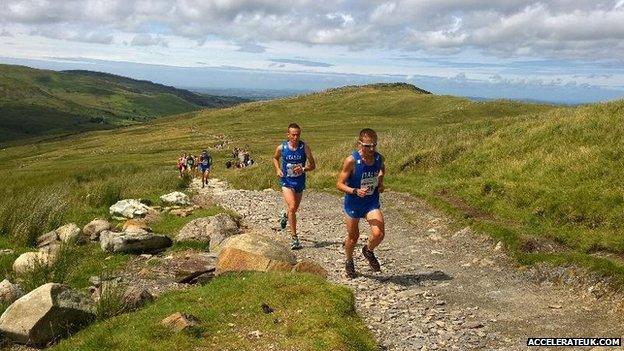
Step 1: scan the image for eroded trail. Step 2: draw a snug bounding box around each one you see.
[196,179,623,351]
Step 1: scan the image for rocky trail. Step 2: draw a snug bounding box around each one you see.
[196,178,624,351]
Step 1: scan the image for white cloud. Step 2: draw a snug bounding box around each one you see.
[1,0,624,60]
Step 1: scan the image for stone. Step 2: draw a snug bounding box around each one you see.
[0,279,23,305]
[170,208,193,217]
[109,199,151,219]
[160,312,200,333]
[122,219,151,233]
[176,214,240,252]
[123,287,153,311]
[83,219,112,241]
[56,223,84,244]
[292,260,328,278]
[13,252,56,275]
[215,232,297,275]
[36,231,59,250]
[160,192,192,206]
[35,223,84,251]
[0,283,95,346]
[100,230,172,254]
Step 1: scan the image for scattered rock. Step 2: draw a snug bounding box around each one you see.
[160,312,200,333]
[177,214,240,252]
[36,223,85,251]
[548,304,563,309]
[0,249,14,255]
[160,192,192,206]
[13,252,56,275]
[123,287,154,311]
[215,232,296,275]
[83,219,112,241]
[100,230,172,254]
[0,283,95,346]
[0,279,23,305]
[56,223,83,244]
[122,219,151,233]
[248,330,262,338]
[109,199,151,219]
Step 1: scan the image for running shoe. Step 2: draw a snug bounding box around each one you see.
[362,245,381,272]
[291,236,302,250]
[279,209,288,230]
[345,260,356,279]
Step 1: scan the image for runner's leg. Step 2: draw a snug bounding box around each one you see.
[344,216,360,261]
[364,209,385,250]
[282,187,300,237]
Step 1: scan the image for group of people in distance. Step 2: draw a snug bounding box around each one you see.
[273,123,385,279]
[175,123,386,279]
[176,150,213,187]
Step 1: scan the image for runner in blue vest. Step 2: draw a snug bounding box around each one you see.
[272,123,316,249]
[336,128,385,278]
[198,150,212,188]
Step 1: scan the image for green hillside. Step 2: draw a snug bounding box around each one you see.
[1,83,623,279]
[0,64,248,144]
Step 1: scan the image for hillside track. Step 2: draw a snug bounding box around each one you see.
[195,179,623,350]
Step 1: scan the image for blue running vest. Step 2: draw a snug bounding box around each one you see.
[345,151,382,204]
[281,140,306,185]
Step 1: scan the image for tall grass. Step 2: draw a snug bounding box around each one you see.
[0,185,68,246]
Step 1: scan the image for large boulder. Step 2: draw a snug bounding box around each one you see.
[109,199,151,219]
[100,230,172,254]
[160,192,191,206]
[0,283,95,346]
[215,233,296,275]
[83,219,112,241]
[177,214,239,251]
[0,280,24,305]
[13,252,56,275]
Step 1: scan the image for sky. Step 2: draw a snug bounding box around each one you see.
[1,0,624,104]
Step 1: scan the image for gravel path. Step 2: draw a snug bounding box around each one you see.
[196,178,624,351]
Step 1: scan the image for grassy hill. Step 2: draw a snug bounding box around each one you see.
[1,83,623,279]
[0,64,248,144]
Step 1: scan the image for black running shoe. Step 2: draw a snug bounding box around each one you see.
[345,260,356,279]
[362,245,381,272]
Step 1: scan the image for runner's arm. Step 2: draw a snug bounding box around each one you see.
[336,156,366,197]
[303,144,316,173]
[378,155,385,193]
[272,144,283,177]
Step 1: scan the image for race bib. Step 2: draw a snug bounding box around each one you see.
[360,175,378,196]
[286,163,303,177]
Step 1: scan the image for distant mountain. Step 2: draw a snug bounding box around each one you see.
[0,65,249,144]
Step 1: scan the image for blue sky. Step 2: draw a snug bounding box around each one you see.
[1,0,624,103]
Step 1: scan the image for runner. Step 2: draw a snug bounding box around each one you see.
[336,128,386,278]
[177,153,187,178]
[198,150,212,188]
[186,154,196,177]
[272,123,316,249]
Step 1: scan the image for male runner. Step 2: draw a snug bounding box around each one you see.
[336,128,385,278]
[198,150,212,188]
[272,123,316,249]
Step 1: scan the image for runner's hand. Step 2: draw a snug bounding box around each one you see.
[355,188,368,197]
[276,169,284,177]
[293,165,304,175]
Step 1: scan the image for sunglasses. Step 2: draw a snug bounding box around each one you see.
[359,141,377,148]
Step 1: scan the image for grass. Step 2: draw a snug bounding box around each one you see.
[51,272,378,351]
